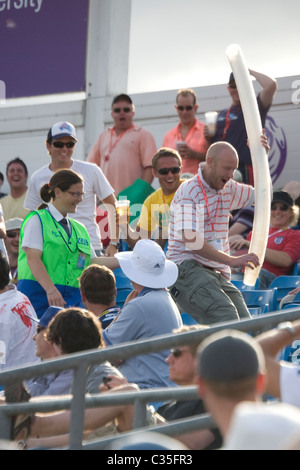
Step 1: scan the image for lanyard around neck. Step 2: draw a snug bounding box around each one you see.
[197,174,220,232]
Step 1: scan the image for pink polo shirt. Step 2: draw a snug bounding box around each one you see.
[162,118,208,175]
[87,124,156,195]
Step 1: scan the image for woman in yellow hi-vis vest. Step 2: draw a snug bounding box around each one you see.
[18,169,118,318]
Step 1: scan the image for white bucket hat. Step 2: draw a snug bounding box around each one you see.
[114,239,178,289]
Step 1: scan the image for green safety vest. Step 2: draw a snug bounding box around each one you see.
[18,209,91,288]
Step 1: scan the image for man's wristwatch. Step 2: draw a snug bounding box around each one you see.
[17,439,27,450]
[277,321,296,336]
[109,241,121,250]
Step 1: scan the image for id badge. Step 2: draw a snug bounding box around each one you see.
[208,238,222,251]
[77,252,86,269]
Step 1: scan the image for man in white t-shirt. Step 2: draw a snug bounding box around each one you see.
[0,251,38,372]
[24,121,119,256]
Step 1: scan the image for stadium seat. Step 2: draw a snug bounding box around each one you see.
[241,288,278,313]
[269,276,300,309]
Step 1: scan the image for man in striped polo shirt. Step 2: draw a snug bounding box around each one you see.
[167,139,267,325]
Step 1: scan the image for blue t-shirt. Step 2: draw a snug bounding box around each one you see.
[103,288,183,389]
[214,95,269,169]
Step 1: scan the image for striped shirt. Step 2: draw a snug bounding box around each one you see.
[167,162,255,278]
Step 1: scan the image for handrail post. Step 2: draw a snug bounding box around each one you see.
[68,363,89,450]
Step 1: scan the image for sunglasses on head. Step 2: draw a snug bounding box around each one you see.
[52,141,76,149]
[177,105,194,111]
[157,167,181,176]
[112,107,132,113]
[171,348,191,358]
[6,231,19,239]
[271,203,289,211]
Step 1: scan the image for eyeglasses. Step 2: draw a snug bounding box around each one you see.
[271,203,289,212]
[157,167,181,176]
[112,107,132,113]
[171,348,190,358]
[6,231,20,239]
[177,105,194,111]
[52,141,76,149]
[67,190,85,198]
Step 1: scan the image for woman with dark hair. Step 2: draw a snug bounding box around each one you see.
[18,169,117,318]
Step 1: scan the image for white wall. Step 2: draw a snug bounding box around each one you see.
[0,74,299,194]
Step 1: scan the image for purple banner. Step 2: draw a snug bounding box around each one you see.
[0,0,89,98]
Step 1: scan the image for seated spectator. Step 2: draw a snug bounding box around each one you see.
[0,251,38,372]
[79,264,120,329]
[156,325,222,450]
[122,148,183,250]
[0,158,30,220]
[103,239,182,389]
[229,205,254,239]
[196,328,300,450]
[4,218,23,283]
[230,191,300,288]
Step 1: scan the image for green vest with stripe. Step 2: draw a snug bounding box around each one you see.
[18,209,91,287]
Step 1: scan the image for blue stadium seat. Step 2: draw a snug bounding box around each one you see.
[241,288,278,313]
[269,276,300,309]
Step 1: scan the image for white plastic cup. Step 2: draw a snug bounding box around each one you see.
[116,199,130,223]
[176,140,185,152]
[205,111,218,136]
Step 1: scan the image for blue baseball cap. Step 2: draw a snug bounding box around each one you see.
[39,306,63,328]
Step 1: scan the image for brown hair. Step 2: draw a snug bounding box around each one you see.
[152,147,182,171]
[39,169,83,208]
[79,264,116,305]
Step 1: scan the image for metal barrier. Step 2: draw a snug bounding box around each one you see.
[1,307,300,449]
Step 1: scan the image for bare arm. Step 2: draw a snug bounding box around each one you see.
[101,193,119,257]
[256,320,300,399]
[142,166,154,185]
[182,230,260,270]
[249,69,277,109]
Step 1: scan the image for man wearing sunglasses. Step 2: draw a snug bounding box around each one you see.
[24,121,119,257]
[87,93,156,196]
[162,89,207,175]
[206,69,277,185]
[120,148,183,250]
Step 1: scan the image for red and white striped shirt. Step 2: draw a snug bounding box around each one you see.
[167,163,254,278]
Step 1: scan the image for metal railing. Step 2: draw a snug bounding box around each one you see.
[1,307,300,449]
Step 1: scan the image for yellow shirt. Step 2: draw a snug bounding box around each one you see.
[138,183,183,237]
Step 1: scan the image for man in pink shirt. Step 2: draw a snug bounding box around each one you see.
[162,89,208,175]
[87,94,156,196]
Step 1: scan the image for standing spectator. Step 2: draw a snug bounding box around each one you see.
[121,147,183,250]
[87,94,156,196]
[167,140,263,325]
[207,70,277,184]
[4,218,23,283]
[230,191,300,288]
[79,264,120,329]
[1,158,30,220]
[0,203,7,261]
[0,171,6,198]
[0,251,38,372]
[18,169,119,318]
[162,89,207,175]
[24,121,119,256]
[103,239,182,389]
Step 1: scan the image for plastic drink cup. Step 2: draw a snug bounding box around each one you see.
[205,112,218,136]
[116,199,130,223]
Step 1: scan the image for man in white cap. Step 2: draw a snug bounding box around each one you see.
[24,121,119,256]
[4,218,23,283]
[103,239,182,390]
